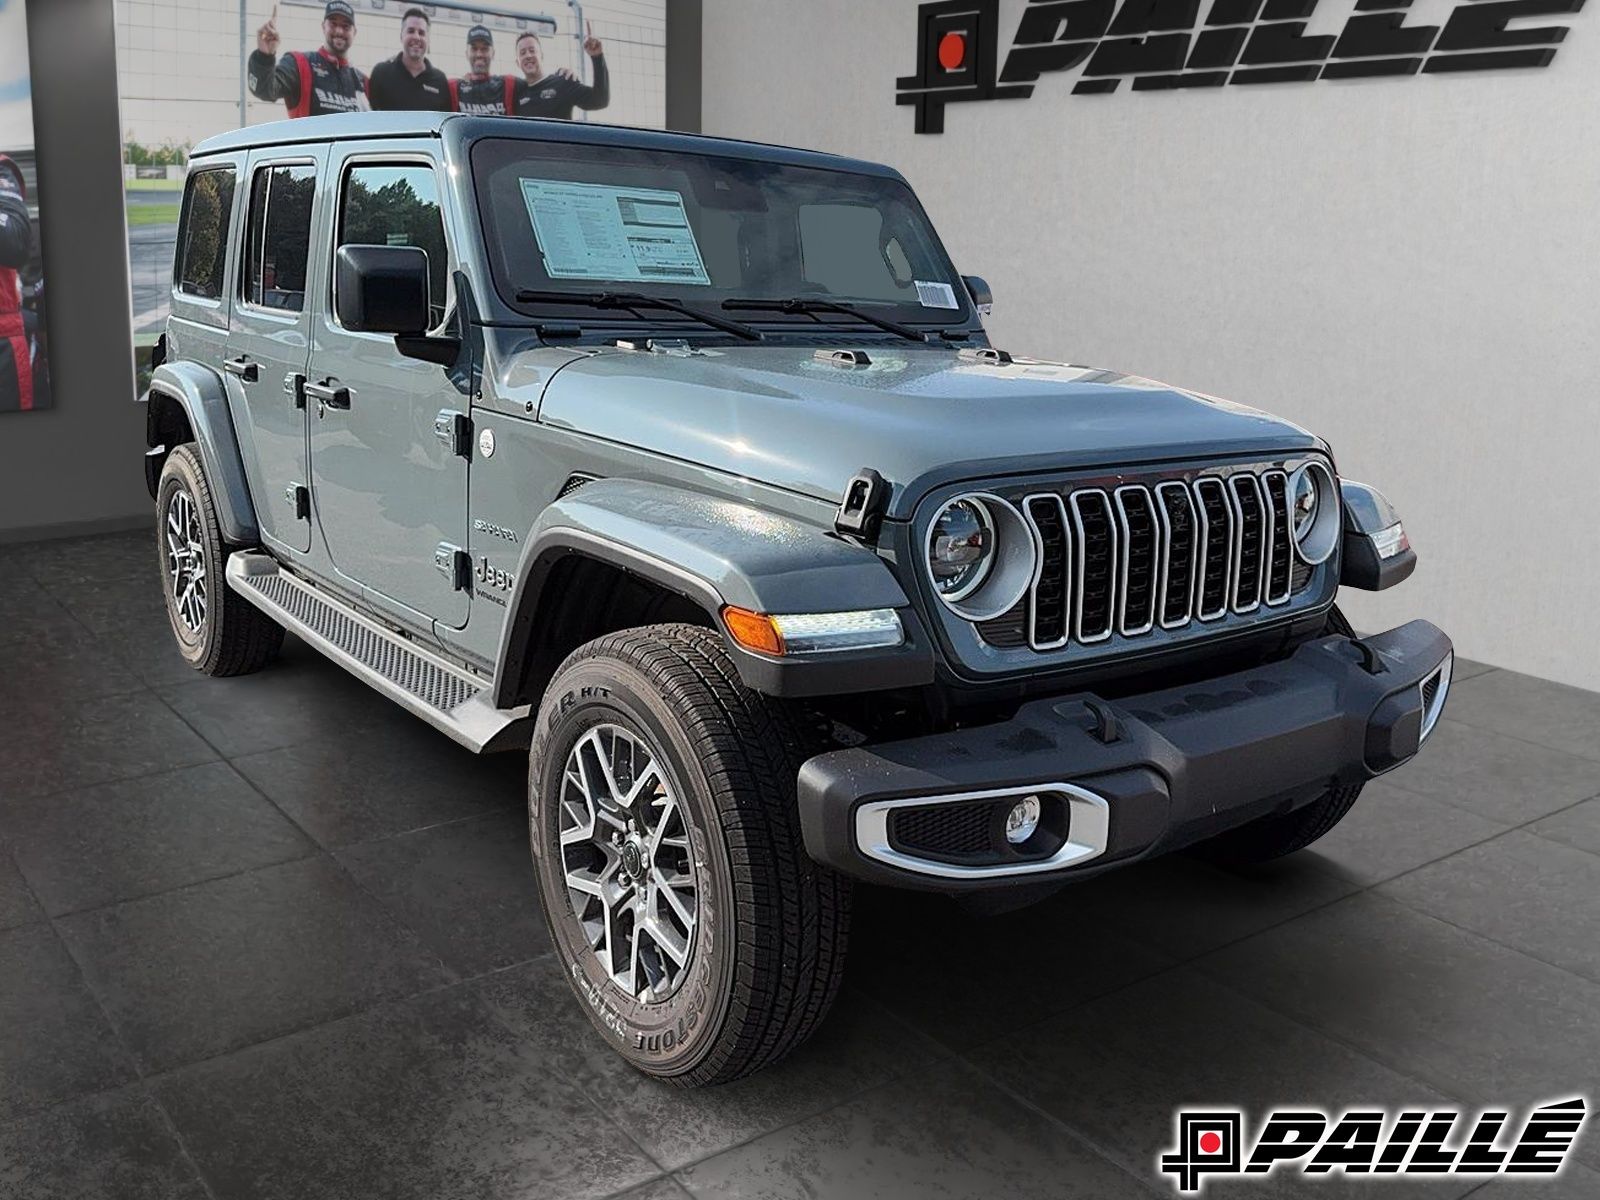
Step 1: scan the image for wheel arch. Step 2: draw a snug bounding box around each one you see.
[145,361,258,545]
[491,478,930,709]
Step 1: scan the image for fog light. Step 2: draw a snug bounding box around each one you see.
[1005,796,1042,844]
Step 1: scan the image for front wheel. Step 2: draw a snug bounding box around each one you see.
[528,624,850,1086]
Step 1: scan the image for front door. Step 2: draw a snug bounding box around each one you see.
[307,148,470,628]
[225,151,326,555]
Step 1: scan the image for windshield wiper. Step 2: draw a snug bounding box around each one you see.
[513,289,763,342]
[722,296,930,344]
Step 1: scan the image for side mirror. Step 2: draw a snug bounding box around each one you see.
[335,244,431,335]
[962,274,993,316]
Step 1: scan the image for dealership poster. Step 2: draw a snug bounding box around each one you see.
[118,0,666,346]
[0,0,50,413]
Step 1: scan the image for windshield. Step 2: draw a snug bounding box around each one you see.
[471,138,973,330]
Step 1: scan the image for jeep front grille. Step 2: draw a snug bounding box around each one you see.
[979,463,1325,654]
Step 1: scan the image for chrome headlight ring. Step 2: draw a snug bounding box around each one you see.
[1288,460,1340,566]
[926,492,1039,623]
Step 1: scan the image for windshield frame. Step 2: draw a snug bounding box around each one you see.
[468,134,980,337]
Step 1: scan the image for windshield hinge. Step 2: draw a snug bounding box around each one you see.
[537,322,584,340]
[815,349,872,368]
[434,409,472,458]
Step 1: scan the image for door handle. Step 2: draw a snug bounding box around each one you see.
[223,356,259,383]
[304,379,351,410]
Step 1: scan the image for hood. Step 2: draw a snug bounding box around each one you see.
[532,343,1319,518]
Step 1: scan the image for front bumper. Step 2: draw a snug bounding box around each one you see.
[797,620,1453,891]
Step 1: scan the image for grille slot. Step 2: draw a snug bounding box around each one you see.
[1070,490,1117,644]
[1114,486,1158,636]
[1262,470,1292,606]
[1194,478,1233,621]
[1228,473,1267,613]
[892,804,994,858]
[1156,482,1197,629]
[1024,494,1071,649]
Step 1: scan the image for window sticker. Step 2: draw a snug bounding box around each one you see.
[914,280,959,309]
[518,179,711,286]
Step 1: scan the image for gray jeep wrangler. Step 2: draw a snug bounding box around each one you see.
[143,112,1451,1085]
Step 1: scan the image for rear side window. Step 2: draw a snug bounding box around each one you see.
[175,167,235,300]
[337,162,450,327]
[242,163,316,313]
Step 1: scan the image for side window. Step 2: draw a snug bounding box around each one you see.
[338,163,450,328]
[242,163,316,313]
[175,167,235,300]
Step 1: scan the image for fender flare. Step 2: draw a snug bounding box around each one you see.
[492,478,933,704]
[147,361,259,545]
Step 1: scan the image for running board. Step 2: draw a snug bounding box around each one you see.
[226,552,530,753]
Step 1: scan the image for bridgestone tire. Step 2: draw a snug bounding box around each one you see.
[156,444,284,677]
[1198,605,1364,864]
[528,624,850,1086]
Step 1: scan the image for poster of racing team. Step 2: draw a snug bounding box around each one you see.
[118,0,666,350]
[0,0,49,414]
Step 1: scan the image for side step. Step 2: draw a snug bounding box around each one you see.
[226,552,531,753]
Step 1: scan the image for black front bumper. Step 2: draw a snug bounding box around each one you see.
[797,620,1453,892]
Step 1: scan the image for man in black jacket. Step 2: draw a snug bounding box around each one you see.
[367,7,451,112]
[514,23,610,120]
[0,157,36,412]
[451,25,518,116]
[247,1,369,118]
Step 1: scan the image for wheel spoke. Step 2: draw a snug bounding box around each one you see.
[657,874,696,927]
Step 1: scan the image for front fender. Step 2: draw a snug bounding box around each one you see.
[148,361,258,544]
[493,478,935,703]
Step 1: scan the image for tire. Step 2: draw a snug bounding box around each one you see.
[156,444,284,677]
[528,623,850,1086]
[1197,604,1363,864]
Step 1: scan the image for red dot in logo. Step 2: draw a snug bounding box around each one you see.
[1199,1132,1223,1155]
[937,32,967,71]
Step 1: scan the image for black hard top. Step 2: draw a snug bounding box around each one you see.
[188,112,900,179]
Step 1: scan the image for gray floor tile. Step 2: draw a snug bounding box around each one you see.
[977,967,1474,1200]
[1441,670,1600,764]
[1197,893,1600,1171]
[233,722,524,848]
[843,881,1175,1052]
[0,691,217,801]
[476,956,943,1171]
[0,1085,210,1200]
[1058,851,1359,961]
[1382,719,1600,825]
[152,984,660,1200]
[13,530,157,588]
[1301,780,1509,887]
[56,856,452,1073]
[0,620,144,706]
[3,761,316,916]
[155,644,398,758]
[612,1181,694,1200]
[0,925,136,1122]
[674,1058,1151,1199]
[1530,798,1600,858]
[1379,830,1600,984]
[335,809,549,978]
[0,590,80,648]
[1450,658,1497,682]
[0,851,44,930]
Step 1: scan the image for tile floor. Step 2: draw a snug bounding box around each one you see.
[1,531,1596,1199]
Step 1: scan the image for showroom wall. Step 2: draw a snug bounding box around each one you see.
[700,0,1600,691]
[0,0,146,544]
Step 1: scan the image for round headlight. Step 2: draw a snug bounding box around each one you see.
[929,498,994,602]
[1288,461,1339,566]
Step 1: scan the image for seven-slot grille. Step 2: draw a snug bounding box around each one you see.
[993,466,1312,653]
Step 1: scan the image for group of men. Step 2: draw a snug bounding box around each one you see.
[246,1,609,121]
[0,154,44,413]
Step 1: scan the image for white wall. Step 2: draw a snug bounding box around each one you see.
[702,0,1600,691]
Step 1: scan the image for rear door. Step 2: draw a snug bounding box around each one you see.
[306,146,469,627]
[224,149,327,555]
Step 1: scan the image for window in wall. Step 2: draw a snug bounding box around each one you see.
[337,163,450,329]
[242,163,315,313]
[175,167,235,300]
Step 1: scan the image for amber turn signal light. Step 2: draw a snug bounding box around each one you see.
[721,606,785,656]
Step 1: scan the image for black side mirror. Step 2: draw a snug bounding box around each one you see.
[962,275,993,315]
[335,244,431,335]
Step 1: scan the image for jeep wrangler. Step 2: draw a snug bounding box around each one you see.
[142,113,1451,1085]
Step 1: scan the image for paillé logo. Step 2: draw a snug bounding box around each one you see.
[1159,1098,1589,1193]
[897,0,1587,133]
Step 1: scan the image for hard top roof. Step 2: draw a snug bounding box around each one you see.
[188,113,900,179]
